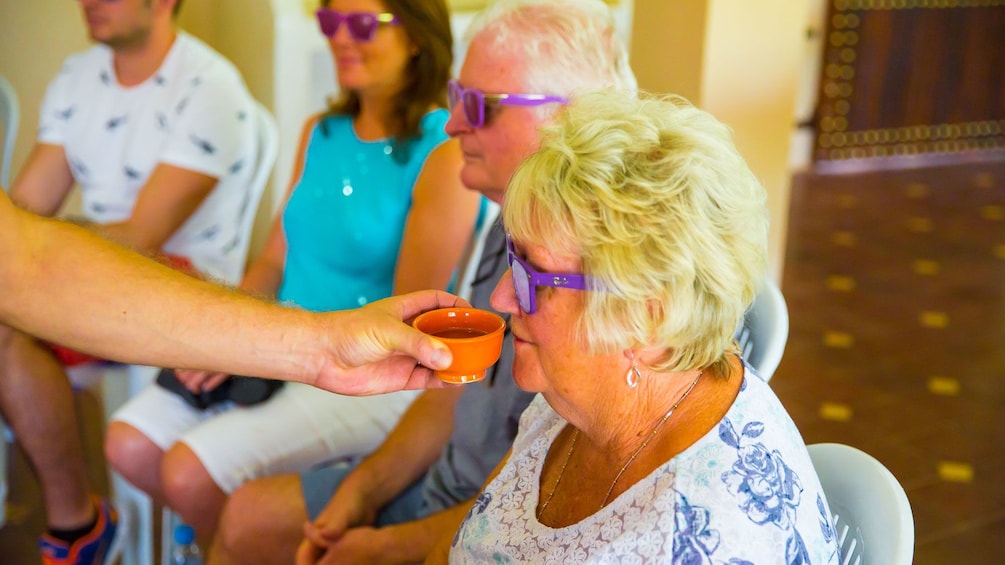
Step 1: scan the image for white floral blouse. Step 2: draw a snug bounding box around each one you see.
[449,368,842,564]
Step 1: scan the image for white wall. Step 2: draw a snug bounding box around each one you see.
[631,0,809,282]
[0,0,92,196]
[268,0,337,219]
[789,0,829,172]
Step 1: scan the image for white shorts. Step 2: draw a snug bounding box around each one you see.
[111,381,420,493]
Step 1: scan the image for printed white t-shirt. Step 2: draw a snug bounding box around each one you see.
[38,32,258,283]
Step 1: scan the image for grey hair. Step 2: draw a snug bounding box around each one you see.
[465,0,637,116]
[503,90,769,375]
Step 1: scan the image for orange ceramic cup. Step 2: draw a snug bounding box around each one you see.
[412,307,506,384]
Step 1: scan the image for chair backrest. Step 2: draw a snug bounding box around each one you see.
[231,100,279,271]
[808,443,915,565]
[0,73,20,190]
[736,278,789,381]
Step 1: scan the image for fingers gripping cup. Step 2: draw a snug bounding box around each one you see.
[412,308,506,384]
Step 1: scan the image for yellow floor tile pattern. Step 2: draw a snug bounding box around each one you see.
[912,259,941,275]
[980,205,1003,220]
[823,331,854,348]
[927,377,961,396]
[919,311,949,328]
[773,160,1005,564]
[937,462,974,484]
[825,275,856,291]
[819,402,853,422]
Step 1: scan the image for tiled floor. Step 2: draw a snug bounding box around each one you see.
[772,157,1005,564]
[0,157,1002,563]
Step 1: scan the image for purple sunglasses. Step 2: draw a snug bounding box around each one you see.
[506,235,589,314]
[448,80,568,129]
[315,9,399,42]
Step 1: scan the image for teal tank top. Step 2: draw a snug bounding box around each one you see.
[278,110,450,312]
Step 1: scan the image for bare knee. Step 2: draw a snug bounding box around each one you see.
[215,481,263,559]
[105,421,166,497]
[213,475,308,564]
[105,421,161,470]
[162,443,217,502]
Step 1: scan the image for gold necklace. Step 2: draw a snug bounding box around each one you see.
[601,370,703,509]
[539,428,578,514]
[539,369,704,517]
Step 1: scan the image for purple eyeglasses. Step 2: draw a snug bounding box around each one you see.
[506,235,589,314]
[315,9,400,42]
[448,80,568,129]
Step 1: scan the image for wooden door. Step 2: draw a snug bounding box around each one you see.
[813,0,1004,164]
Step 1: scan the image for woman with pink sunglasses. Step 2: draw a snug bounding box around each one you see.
[105,0,481,541]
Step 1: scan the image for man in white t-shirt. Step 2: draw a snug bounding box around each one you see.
[0,1,258,563]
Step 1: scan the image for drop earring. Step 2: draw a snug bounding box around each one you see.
[625,352,641,388]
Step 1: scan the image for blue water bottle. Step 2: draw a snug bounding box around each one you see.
[171,523,203,565]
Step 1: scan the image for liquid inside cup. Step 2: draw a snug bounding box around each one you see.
[431,327,489,339]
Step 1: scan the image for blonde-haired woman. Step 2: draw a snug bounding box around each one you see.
[445,90,840,563]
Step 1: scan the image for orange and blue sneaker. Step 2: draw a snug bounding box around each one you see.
[39,497,118,565]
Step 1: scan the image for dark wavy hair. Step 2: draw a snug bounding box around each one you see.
[320,0,453,160]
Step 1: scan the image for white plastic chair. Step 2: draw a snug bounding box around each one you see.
[736,278,789,381]
[808,443,915,565]
[226,99,281,279]
[104,364,160,565]
[109,99,279,565]
[0,72,18,189]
